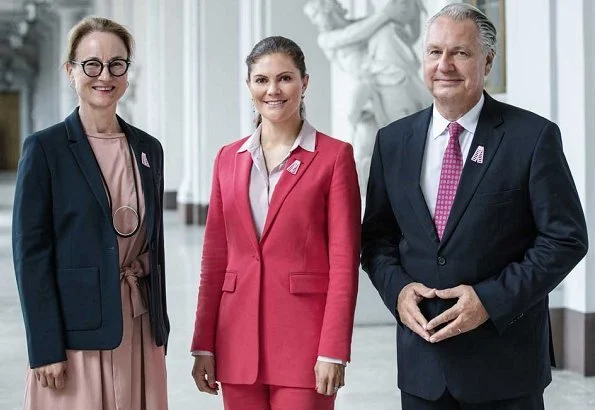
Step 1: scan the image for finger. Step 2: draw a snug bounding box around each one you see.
[54,372,66,390]
[39,373,48,388]
[197,376,214,394]
[426,306,460,331]
[200,374,218,395]
[325,376,336,396]
[34,371,40,382]
[429,321,463,343]
[407,306,432,340]
[193,368,208,392]
[414,285,437,299]
[206,368,217,389]
[316,378,328,395]
[46,373,56,389]
[435,286,463,300]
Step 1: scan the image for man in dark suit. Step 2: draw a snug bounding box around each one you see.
[361,3,588,409]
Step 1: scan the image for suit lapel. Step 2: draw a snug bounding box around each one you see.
[260,147,318,242]
[119,116,156,242]
[439,94,505,247]
[403,108,441,245]
[234,150,260,252]
[66,109,111,219]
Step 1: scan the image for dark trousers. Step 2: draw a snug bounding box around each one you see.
[401,389,544,410]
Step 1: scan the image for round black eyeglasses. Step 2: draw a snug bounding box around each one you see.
[70,58,130,77]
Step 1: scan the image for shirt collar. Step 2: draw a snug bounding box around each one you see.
[430,93,485,139]
[238,119,317,153]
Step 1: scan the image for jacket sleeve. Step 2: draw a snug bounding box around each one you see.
[361,131,414,323]
[473,121,588,333]
[191,148,228,353]
[156,141,170,347]
[317,143,361,362]
[12,135,66,368]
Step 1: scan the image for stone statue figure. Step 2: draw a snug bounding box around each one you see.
[305,0,431,202]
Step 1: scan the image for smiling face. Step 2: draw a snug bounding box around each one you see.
[66,31,129,113]
[423,16,494,118]
[247,52,308,127]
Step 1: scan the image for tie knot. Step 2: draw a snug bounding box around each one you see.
[448,122,464,140]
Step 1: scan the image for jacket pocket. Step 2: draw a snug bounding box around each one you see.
[289,272,329,294]
[473,188,521,206]
[56,267,102,331]
[222,271,237,292]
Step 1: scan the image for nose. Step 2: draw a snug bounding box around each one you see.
[437,54,454,72]
[267,80,281,95]
[98,64,113,81]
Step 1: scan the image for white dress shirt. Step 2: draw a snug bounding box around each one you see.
[194,120,345,366]
[421,94,485,216]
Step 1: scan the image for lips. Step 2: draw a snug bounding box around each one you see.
[92,86,115,92]
[264,100,287,107]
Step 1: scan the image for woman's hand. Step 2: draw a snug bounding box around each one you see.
[314,361,345,396]
[33,361,67,389]
[191,355,219,395]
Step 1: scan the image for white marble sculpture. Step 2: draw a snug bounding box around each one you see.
[305,0,432,203]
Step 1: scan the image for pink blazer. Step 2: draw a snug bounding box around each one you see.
[191,131,361,388]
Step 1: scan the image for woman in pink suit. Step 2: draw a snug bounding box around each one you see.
[190,36,361,410]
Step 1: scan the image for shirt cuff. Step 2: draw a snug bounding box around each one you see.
[191,350,214,357]
[317,355,346,366]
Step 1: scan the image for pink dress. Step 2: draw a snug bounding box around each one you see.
[23,132,168,410]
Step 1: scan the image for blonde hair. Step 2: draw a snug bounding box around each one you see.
[64,16,134,64]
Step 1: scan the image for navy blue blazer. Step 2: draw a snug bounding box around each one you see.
[13,108,169,369]
[361,93,588,402]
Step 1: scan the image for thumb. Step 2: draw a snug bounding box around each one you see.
[207,368,216,388]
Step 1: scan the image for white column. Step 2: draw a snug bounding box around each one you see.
[555,0,588,314]
[177,0,203,222]
[56,6,88,119]
[238,0,265,136]
[159,0,185,198]
[583,0,595,315]
[145,0,164,141]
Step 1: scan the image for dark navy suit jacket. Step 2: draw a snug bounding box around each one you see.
[13,108,169,368]
[361,93,588,402]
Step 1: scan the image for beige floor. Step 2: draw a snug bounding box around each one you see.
[0,173,594,409]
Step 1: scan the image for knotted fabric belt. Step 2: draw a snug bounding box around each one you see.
[120,257,149,318]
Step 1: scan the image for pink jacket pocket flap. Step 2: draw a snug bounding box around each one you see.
[289,273,329,294]
[222,272,237,292]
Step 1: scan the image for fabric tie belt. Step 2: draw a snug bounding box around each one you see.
[120,259,148,318]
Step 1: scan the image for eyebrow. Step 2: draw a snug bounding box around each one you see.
[78,55,128,61]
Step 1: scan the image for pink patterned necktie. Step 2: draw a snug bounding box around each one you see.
[434,122,464,240]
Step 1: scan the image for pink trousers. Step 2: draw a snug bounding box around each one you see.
[222,382,335,410]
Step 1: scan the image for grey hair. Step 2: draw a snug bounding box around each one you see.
[426,3,497,56]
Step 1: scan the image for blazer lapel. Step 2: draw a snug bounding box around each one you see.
[260,147,318,242]
[234,150,260,252]
[118,116,157,242]
[403,108,440,245]
[439,94,505,247]
[66,109,111,219]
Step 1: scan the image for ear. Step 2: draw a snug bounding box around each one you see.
[484,51,495,76]
[302,74,310,94]
[65,62,75,81]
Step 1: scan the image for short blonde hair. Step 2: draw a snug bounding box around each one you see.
[64,16,134,64]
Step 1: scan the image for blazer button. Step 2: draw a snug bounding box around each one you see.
[437,256,447,266]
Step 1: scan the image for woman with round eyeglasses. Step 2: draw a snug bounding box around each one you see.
[13,16,168,410]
